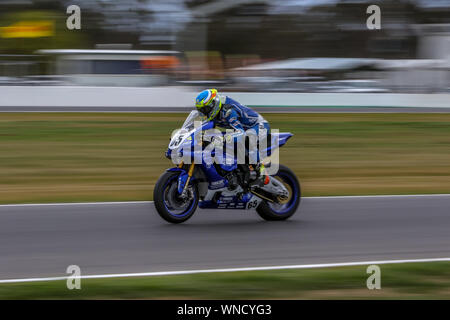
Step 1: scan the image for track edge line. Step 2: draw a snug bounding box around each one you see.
[1,257,450,284]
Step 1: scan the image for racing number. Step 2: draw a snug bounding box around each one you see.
[247,199,258,209]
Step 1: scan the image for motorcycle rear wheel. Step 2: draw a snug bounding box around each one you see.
[256,164,301,221]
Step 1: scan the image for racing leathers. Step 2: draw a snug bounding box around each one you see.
[213,96,270,164]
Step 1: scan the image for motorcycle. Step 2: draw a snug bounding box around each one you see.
[153,110,301,223]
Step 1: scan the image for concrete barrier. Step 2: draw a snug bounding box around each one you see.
[0,86,449,109]
[0,86,196,107]
[233,92,450,109]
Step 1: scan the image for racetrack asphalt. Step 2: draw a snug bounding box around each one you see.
[0,195,449,280]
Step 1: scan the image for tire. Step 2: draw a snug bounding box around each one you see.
[256,164,301,221]
[153,170,199,224]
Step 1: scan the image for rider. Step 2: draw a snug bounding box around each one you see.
[195,89,270,179]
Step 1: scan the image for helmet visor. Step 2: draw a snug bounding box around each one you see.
[198,98,217,117]
[198,104,212,117]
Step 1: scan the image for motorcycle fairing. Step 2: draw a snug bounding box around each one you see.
[167,167,192,194]
[198,192,262,210]
[164,111,293,209]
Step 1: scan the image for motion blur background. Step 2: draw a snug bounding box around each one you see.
[0,0,448,92]
[0,0,450,203]
[1,1,450,300]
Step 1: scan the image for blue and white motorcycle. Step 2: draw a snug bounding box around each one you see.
[153,110,301,223]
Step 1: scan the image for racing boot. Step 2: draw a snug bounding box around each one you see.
[258,163,270,185]
[249,163,269,189]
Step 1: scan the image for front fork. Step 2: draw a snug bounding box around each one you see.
[176,162,195,198]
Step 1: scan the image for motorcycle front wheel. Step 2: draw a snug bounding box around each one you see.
[256,164,301,221]
[153,170,199,224]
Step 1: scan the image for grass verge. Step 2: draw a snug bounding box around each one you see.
[0,112,449,203]
[1,262,449,299]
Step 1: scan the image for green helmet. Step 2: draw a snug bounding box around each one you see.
[195,89,222,121]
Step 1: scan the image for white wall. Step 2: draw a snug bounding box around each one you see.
[0,86,449,108]
[0,86,196,107]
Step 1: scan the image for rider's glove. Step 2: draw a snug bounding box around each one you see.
[212,135,223,147]
[224,129,245,145]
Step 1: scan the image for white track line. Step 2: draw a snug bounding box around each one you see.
[1,257,450,284]
[1,194,450,208]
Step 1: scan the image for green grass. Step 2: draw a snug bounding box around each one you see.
[1,262,450,299]
[0,112,450,203]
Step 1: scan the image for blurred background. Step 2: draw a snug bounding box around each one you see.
[0,0,448,92]
[1,1,450,300]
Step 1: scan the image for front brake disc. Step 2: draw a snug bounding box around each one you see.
[274,177,292,204]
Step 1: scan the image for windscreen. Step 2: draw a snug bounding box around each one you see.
[181,110,205,131]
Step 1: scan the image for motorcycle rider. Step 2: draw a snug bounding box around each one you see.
[195,89,270,182]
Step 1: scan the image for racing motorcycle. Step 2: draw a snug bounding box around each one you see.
[153,110,301,223]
